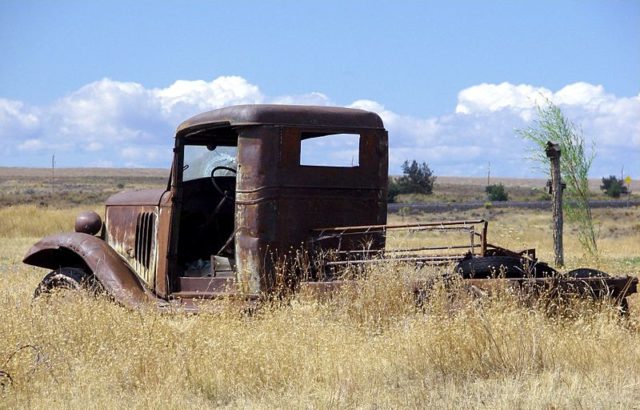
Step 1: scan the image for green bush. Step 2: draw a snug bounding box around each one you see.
[600,175,628,198]
[397,160,436,195]
[485,183,508,201]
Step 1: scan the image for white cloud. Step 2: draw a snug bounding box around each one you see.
[86,142,103,152]
[455,82,552,115]
[0,98,39,132]
[378,81,640,177]
[155,76,264,121]
[271,92,331,106]
[18,139,47,151]
[1,76,264,167]
[349,99,441,147]
[554,82,607,108]
[1,77,638,177]
[120,145,169,163]
[0,99,41,156]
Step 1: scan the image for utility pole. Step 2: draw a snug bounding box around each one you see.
[51,154,55,197]
[487,161,491,186]
[545,142,564,267]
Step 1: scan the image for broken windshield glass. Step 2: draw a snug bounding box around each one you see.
[183,145,237,182]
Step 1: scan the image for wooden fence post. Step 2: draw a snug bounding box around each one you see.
[545,141,564,267]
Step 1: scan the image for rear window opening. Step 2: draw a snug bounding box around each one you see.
[300,133,360,167]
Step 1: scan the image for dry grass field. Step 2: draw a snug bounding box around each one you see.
[1,169,639,408]
[0,167,167,207]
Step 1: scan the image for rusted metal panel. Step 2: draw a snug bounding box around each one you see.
[105,204,158,287]
[153,191,173,298]
[172,277,236,298]
[232,124,388,293]
[103,188,168,289]
[23,233,163,308]
[106,188,166,206]
[234,126,279,294]
[177,104,384,136]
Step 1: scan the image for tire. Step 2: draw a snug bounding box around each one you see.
[565,268,630,315]
[33,267,103,298]
[531,261,558,277]
[566,268,609,278]
[454,256,525,278]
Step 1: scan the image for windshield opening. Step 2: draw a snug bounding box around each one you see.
[182,145,238,182]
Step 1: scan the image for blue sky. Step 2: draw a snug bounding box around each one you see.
[1,0,639,177]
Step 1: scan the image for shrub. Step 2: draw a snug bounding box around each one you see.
[485,183,508,201]
[397,160,436,195]
[600,175,628,198]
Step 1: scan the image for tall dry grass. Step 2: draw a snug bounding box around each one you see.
[0,205,102,238]
[1,204,639,408]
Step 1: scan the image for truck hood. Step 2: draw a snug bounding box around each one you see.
[106,189,167,207]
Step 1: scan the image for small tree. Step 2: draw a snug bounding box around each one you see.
[600,175,628,198]
[398,160,436,195]
[518,100,598,256]
[485,183,508,201]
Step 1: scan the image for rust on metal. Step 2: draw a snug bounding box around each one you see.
[23,232,164,308]
[74,211,102,235]
[21,104,638,311]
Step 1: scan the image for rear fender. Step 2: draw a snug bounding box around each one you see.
[23,232,163,308]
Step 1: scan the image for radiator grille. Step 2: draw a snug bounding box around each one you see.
[134,212,156,285]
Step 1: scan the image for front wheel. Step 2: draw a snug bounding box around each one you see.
[34,267,103,298]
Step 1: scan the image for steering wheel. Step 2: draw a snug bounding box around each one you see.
[210,166,237,198]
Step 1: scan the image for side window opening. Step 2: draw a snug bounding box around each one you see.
[300,132,360,167]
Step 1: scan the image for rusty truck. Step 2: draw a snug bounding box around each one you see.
[23,104,638,310]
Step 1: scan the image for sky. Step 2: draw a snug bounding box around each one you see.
[1,0,639,177]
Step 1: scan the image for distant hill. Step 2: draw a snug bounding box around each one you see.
[4,168,636,190]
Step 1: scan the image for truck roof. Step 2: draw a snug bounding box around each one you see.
[176,104,384,137]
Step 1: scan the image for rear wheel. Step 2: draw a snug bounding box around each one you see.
[566,268,630,315]
[34,267,103,298]
[455,256,559,278]
[454,256,525,278]
[566,268,609,278]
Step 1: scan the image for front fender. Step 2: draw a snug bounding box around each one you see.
[23,232,164,308]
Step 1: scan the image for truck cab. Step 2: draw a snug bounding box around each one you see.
[25,105,388,306]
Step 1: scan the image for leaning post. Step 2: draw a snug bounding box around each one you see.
[545,141,564,267]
